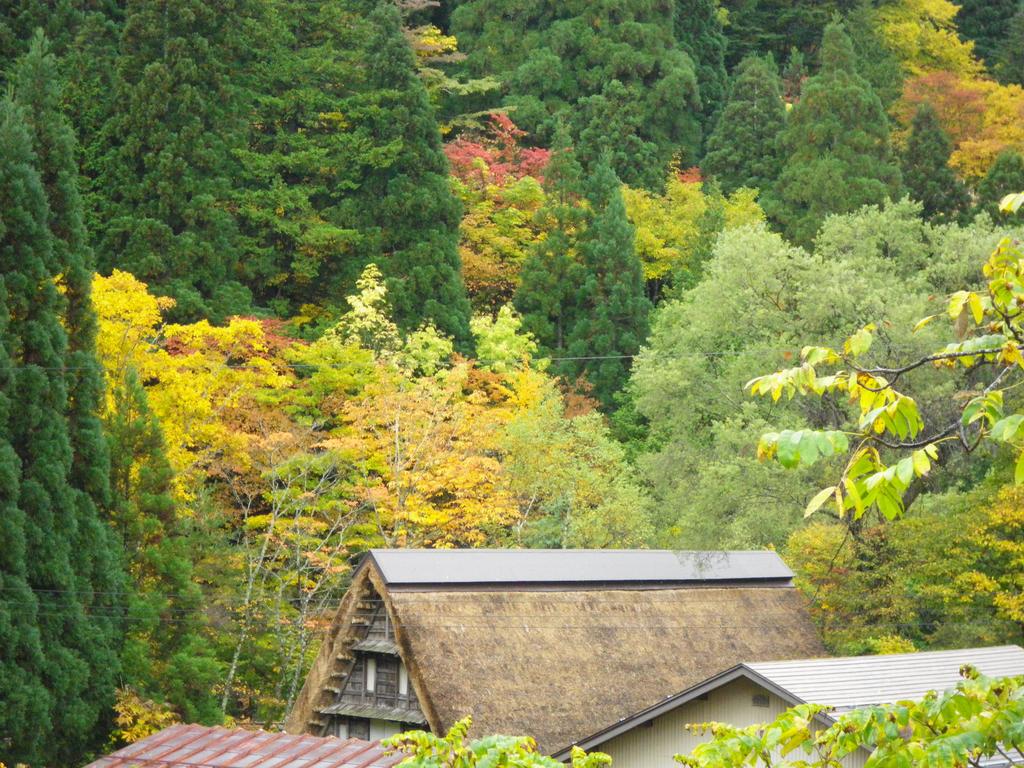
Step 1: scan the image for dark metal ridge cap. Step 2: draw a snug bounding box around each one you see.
[550,664,838,761]
[384,578,795,592]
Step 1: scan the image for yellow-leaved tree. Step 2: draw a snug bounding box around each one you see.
[93,270,291,503]
[875,0,982,77]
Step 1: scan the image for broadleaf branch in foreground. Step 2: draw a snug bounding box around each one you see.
[747,235,1024,521]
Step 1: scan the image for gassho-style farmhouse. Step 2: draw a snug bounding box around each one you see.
[83,548,1024,768]
[283,548,1024,767]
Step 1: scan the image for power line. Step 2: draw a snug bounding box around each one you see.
[0,340,947,372]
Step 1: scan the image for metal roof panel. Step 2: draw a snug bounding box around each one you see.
[748,645,1024,710]
[85,725,406,768]
[366,549,793,586]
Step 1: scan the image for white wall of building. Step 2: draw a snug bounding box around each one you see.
[594,678,866,768]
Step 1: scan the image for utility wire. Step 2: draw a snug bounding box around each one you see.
[0,339,947,371]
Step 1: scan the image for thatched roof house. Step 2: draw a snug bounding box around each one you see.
[285,549,825,755]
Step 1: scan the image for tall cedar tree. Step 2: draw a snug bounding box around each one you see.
[236,0,374,312]
[452,0,701,189]
[9,36,126,765]
[768,21,902,247]
[975,150,1024,219]
[720,0,858,66]
[675,0,730,131]
[0,95,51,768]
[0,71,122,768]
[107,368,221,722]
[701,54,786,195]
[565,159,650,407]
[515,128,586,357]
[95,0,251,321]
[900,103,969,223]
[346,1,471,344]
[956,0,1021,67]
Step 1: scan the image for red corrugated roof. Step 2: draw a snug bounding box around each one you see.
[86,724,408,768]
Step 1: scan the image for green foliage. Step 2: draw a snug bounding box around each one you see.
[701,55,786,195]
[844,1,905,109]
[675,0,729,130]
[452,0,702,187]
[676,668,1024,768]
[471,305,540,373]
[0,0,95,70]
[94,0,254,322]
[107,369,221,723]
[234,0,371,313]
[565,159,650,407]
[976,150,1024,220]
[630,202,1011,548]
[956,0,1021,67]
[768,21,903,247]
[354,2,472,344]
[748,217,1024,524]
[995,11,1024,86]
[515,132,587,358]
[0,75,125,766]
[239,0,471,340]
[503,388,655,549]
[386,717,611,768]
[720,0,857,66]
[0,90,52,768]
[901,103,970,223]
[787,482,1024,656]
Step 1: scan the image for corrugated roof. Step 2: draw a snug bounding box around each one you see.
[86,724,406,768]
[366,549,793,587]
[749,645,1024,711]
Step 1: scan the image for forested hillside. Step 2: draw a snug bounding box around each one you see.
[1,0,1024,764]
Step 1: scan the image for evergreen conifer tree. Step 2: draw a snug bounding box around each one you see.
[0,92,123,765]
[701,55,786,195]
[781,47,807,102]
[901,103,969,223]
[768,21,902,246]
[845,1,904,109]
[995,11,1024,86]
[7,36,126,765]
[956,0,1021,67]
[515,129,586,356]
[0,93,52,768]
[565,158,650,407]
[0,1,88,71]
[107,369,221,723]
[453,0,702,188]
[235,0,368,314]
[721,0,852,66]
[347,2,471,344]
[675,0,730,131]
[975,150,1024,219]
[95,0,252,321]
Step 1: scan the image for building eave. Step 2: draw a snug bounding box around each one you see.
[551,665,837,761]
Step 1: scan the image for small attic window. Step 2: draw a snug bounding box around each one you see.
[752,694,770,708]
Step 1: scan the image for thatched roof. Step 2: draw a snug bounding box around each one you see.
[286,550,826,755]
